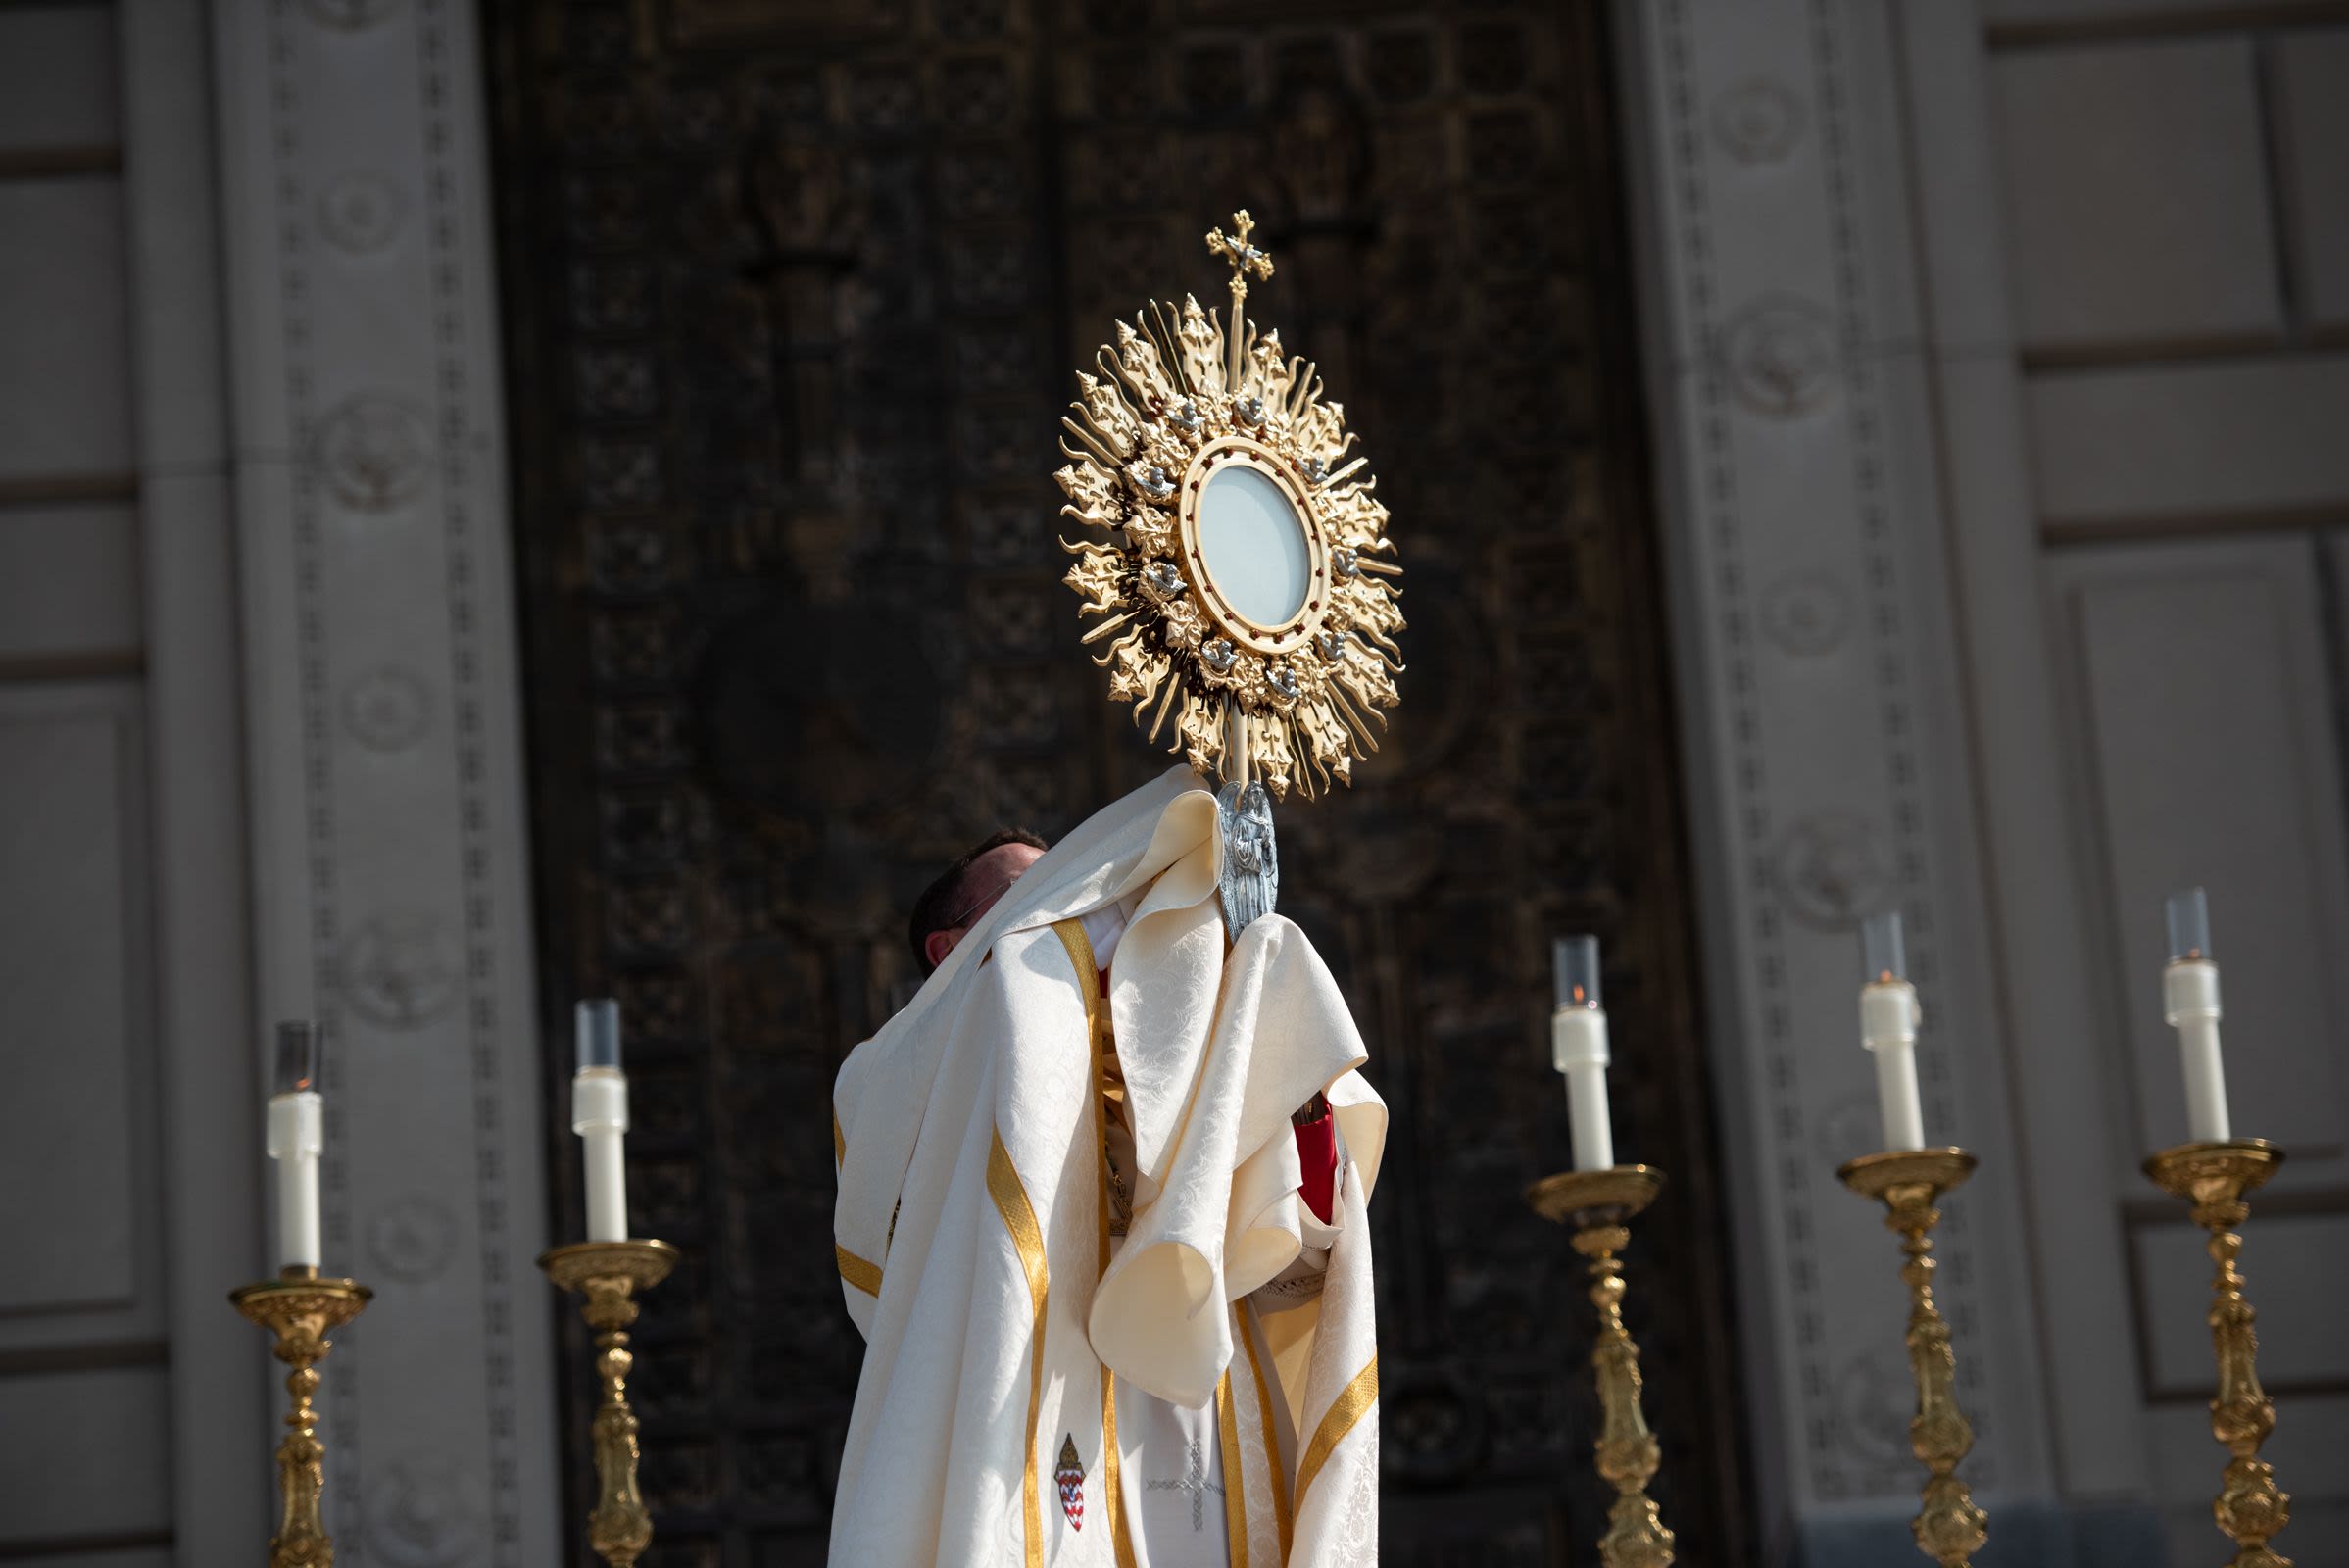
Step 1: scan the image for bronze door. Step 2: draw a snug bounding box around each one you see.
[487,1,1749,1560]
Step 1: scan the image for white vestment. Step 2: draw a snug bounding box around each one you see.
[831,767,1385,1566]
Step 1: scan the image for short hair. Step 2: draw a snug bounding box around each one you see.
[908,828,1049,975]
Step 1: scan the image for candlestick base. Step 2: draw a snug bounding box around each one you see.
[1836,1149,1988,1568]
[1527,1164,1662,1228]
[229,1270,373,1568]
[1528,1165,1675,1568]
[2144,1139,2292,1568]
[539,1240,679,1568]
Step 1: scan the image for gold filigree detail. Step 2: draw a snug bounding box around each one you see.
[1076,372,1142,458]
[1178,295,1227,400]
[1838,1150,1990,1567]
[540,1240,681,1568]
[2147,1140,2293,1568]
[231,1272,373,1568]
[1207,209,1275,293]
[1529,1166,1676,1567]
[1053,212,1404,797]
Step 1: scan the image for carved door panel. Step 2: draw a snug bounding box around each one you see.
[487,1,1750,1561]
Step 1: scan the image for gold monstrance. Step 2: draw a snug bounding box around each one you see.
[1056,210,1404,799]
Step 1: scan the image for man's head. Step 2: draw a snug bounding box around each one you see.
[908,828,1049,975]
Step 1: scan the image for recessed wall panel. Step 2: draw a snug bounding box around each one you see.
[0,178,132,480]
[0,6,119,153]
[1993,39,2280,354]
[0,504,140,664]
[0,1365,170,1545]
[0,692,143,1313]
[2059,538,2349,1162]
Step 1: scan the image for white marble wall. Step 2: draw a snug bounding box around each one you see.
[0,2,559,1557]
[1609,6,2062,1556]
[204,0,561,1562]
[1975,3,2349,1559]
[0,4,255,1561]
[1617,1,2349,1563]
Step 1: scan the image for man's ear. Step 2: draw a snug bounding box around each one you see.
[923,927,960,972]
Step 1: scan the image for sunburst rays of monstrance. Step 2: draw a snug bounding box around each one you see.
[1056,210,1404,799]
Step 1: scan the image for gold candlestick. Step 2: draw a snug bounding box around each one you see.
[540,1239,679,1568]
[229,1267,373,1568]
[2145,1139,2292,1568]
[1837,1148,1989,1567]
[1527,1164,1676,1568]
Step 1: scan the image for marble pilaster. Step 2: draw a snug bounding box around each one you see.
[209,1,558,1560]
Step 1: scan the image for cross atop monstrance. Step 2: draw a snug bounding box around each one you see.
[1205,210,1275,388]
[1205,209,1275,300]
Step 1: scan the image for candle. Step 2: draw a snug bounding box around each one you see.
[574,999,629,1242]
[266,1020,324,1271]
[1858,912,1927,1152]
[1550,935,1615,1171]
[2163,887,2229,1143]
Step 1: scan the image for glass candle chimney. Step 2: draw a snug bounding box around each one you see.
[2166,887,2213,963]
[1862,910,1908,986]
[272,1020,322,1096]
[1552,935,1601,1011]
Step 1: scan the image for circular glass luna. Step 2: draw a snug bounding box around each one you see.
[1195,465,1312,627]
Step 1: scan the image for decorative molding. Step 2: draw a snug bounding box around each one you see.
[341,666,433,752]
[1770,811,1893,930]
[1760,571,1854,656]
[366,1452,479,1565]
[1650,2,1835,1502]
[220,0,556,1557]
[1712,77,1808,165]
[1716,296,1841,418]
[1814,1089,1883,1167]
[367,1194,459,1283]
[1801,8,1979,1387]
[318,172,410,257]
[256,4,362,1515]
[336,910,462,1028]
[1630,0,2033,1514]
[1833,1347,1917,1471]
[416,0,535,1549]
[314,393,434,513]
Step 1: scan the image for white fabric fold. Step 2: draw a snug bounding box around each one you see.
[832,766,1214,1328]
[1226,1129,1304,1299]
[1088,914,1375,1409]
[1284,1159,1381,1566]
[829,767,1384,1565]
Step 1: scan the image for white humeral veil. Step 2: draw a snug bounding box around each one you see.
[831,766,1386,1566]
